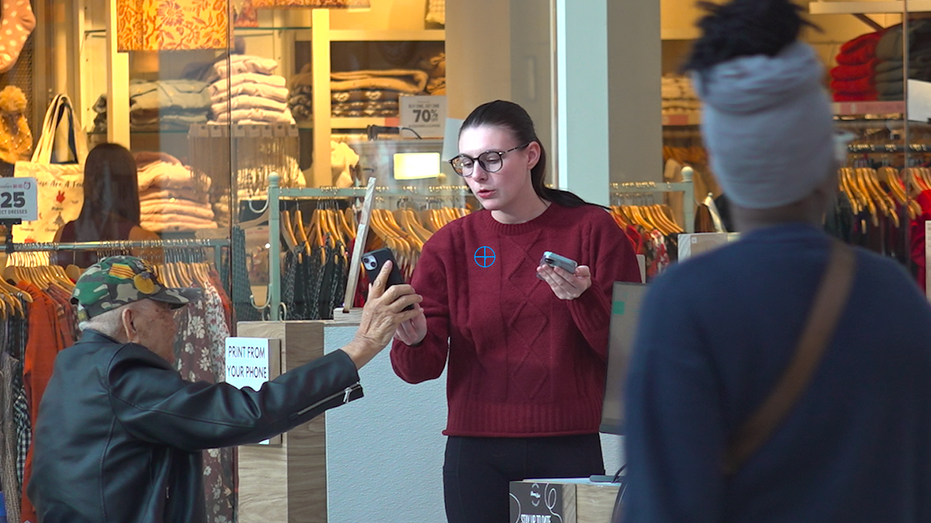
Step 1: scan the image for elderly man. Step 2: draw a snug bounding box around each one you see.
[27,255,420,523]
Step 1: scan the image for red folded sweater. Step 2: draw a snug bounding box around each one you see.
[836,32,882,65]
[833,91,879,102]
[831,76,876,94]
[830,59,878,81]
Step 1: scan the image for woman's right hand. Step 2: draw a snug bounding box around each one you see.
[394,303,427,346]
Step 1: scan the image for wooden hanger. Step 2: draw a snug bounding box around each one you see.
[65,264,83,282]
[280,211,299,251]
[335,207,356,240]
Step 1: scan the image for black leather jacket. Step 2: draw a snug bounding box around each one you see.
[27,329,363,523]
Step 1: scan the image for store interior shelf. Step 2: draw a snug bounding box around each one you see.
[233,25,313,32]
[809,1,931,14]
[297,117,402,130]
[833,100,905,116]
[329,29,445,41]
[662,113,701,126]
[661,28,700,40]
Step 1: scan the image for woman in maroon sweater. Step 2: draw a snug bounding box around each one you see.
[391,100,641,522]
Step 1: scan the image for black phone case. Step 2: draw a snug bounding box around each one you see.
[362,248,413,311]
[362,248,406,287]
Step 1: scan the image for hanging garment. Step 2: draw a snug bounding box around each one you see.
[19,281,75,523]
[173,281,235,523]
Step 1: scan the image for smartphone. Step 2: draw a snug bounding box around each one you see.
[362,248,413,310]
[538,251,579,279]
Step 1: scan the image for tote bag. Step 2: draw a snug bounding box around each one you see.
[13,94,87,243]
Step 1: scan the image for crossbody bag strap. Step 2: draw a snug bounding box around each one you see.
[722,240,856,475]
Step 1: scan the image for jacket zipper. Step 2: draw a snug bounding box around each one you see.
[294,382,361,418]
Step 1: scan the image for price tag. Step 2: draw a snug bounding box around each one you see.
[0,177,37,221]
[399,95,447,138]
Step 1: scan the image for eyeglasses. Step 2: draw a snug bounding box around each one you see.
[448,143,530,177]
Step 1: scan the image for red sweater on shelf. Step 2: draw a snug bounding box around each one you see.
[391,202,641,437]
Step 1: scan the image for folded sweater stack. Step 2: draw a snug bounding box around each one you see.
[288,67,430,121]
[135,152,218,233]
[831,31,883,102]
[661,75,700,116]
[208,55,294,125]
[832,21,931,102]
[873,20,931,101]
[128,79,211,131]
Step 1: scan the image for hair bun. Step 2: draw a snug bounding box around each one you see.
[683,0,816,72]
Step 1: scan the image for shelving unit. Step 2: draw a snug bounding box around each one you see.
[808,1,931,14]
[833,101,905,116]
[329,29,444,41]
[78,2,446,189]
[662,113,701,126]
[295,9,446,186]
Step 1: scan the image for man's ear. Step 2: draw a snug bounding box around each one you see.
[120,307,137,341]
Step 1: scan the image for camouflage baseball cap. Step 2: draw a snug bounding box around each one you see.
[71,255,200,322]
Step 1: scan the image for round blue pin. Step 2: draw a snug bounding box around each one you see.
[474,246,496,268]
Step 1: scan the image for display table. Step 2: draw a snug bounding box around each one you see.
[510,479,621,523]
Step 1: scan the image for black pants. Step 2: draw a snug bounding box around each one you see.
[443,434,605,523]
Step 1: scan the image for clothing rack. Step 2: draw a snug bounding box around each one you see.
[262,173,472,320]
[846,143,931,153]
[611,176,695,233]
[10,238,230,269]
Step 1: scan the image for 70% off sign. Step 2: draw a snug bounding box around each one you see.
[400,95,447,138]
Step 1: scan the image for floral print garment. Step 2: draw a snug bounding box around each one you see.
[174,281,234,523]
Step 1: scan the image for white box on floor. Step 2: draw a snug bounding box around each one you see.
[678,232,740,260]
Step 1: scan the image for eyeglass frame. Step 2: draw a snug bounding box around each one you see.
[447,143,531,177]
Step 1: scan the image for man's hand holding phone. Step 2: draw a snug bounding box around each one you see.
[362,248,427,346]
[536,251,592,300]
[347,257,423,369]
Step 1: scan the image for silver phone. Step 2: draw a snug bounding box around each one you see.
[538,251,578,277]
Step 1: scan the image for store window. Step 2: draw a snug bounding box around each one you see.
[0,0,558,521]
[656,0,930,291]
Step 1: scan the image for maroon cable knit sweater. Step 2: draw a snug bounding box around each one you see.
[391,202,641,437]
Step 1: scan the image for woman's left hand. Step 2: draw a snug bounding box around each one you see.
[537,264,592,300]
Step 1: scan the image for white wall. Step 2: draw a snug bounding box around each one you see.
[324,324,448,522]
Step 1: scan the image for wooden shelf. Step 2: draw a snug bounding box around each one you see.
[298,117,402,130]
[661,28,700,40]
[833,100,905,115]
[662,113,701,126]
[809,1,931,14]
[329,29,445,41]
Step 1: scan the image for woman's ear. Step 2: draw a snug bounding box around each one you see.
[525,141,541,171]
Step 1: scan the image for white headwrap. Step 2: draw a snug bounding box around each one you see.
[693,42,834,209]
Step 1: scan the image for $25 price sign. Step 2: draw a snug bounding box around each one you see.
[399,95,447,138]
[0,177,37,221]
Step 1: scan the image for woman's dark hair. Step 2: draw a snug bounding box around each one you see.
[460,100,589,208]
[681,0,819,73]
[74,142,142,241]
